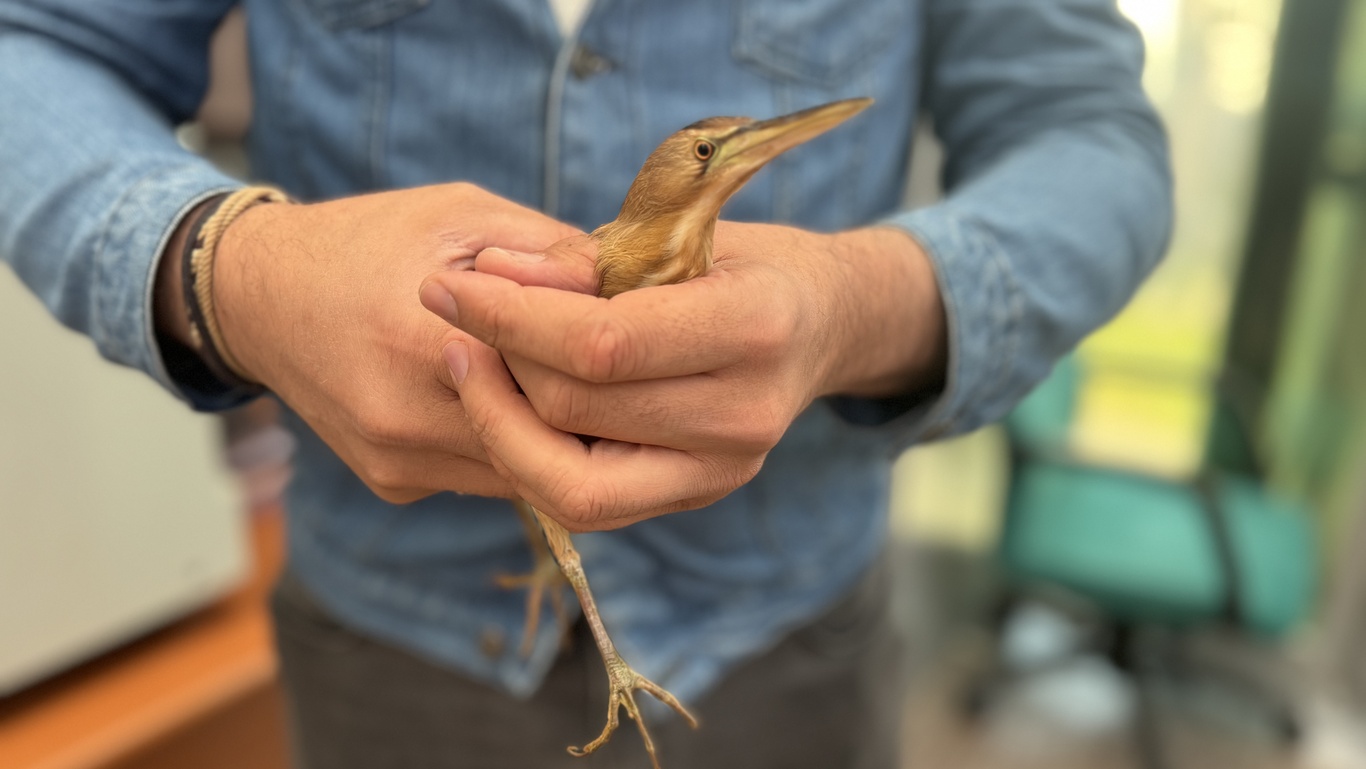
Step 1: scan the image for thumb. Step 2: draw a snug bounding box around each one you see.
[475,233,599,294]
[430,328,481,393]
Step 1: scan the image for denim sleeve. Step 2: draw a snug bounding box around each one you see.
[833,0,1173,447]
[0,1,245,410]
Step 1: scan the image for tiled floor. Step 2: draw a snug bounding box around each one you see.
[898,624,1366,769]
[906,652,1278,769]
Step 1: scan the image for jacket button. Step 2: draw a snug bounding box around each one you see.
[570,44,614,80]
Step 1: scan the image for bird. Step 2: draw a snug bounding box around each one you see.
[505,96,874,768]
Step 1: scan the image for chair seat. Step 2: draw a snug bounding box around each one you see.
[1002,463,1317,636]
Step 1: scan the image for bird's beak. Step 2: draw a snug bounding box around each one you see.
[713,97,874,174]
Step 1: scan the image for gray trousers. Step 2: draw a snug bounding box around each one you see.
[271,555,905,769]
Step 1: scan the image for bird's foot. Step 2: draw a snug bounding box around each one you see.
[493,553,570,657]
[568,652,698,769]
[526,505,697,766]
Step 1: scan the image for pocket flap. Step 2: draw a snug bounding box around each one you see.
[734,0,903,87]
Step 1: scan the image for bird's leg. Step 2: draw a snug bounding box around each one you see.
[529,506,699,768]
[495,501,570,657]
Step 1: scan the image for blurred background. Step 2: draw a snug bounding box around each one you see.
[3,1,1366,768]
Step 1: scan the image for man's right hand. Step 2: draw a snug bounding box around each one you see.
[195,183,580,504]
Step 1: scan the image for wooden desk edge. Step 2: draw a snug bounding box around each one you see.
[0,508,284,769]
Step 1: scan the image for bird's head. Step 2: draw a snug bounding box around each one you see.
[594,97,873,297]
[617,97,874,225]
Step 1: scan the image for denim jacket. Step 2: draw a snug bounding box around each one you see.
[0,0,1170,702]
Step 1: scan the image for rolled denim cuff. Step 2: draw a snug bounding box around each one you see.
[95,162,250,411]
[825,207,1021,450]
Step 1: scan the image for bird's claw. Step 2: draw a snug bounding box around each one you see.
[493,557,570,657]
[568,657,698,769]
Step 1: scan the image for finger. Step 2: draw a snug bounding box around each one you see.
[433,460,515,498]
[323,422,515,503]
[350,381,514,497]
[428,325,479,395]
[409,386,491,463]
[474,233,599,294]
[384,456,516,501]
[440,184,582,252]
[422,269,757,384]
[446,339,729,530]
[332,318,515,495]
[504,353,781,456]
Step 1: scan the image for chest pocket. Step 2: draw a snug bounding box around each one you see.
[733,0,906,88]
[297,0,430,30]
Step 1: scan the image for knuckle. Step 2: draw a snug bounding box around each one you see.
[735,455,766,485]
[694,454,764,504]
[478,295,509,350]
[572,315,631,383]
[733,421,777,454]
[362,470,422,505]
[558,234,600,266]
[722,455,765,493]
[749,308,797,359]
[556,479,614,529]
[728,401,788,454]
[537,377,591,433]
[467,472,516,499]
[355,404,427,450]
[369,485,416,505]
[469,401,505,448]
[353,406,397,446]
[755,418,789,452]
[361,458,409,496]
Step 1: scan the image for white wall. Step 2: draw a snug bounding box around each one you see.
[0,266,246,693]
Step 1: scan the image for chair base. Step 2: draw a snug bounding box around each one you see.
[959,592,1302,769]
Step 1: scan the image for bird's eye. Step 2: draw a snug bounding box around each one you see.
[694,140,715,161]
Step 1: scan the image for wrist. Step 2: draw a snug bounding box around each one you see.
[212,199,293,385]
[817,226,947,400]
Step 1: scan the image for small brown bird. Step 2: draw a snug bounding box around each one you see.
[509,97,873,768]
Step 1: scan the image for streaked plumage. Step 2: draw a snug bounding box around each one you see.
[516,97,874,769]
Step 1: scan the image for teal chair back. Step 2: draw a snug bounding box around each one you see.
[999,358,1318,638]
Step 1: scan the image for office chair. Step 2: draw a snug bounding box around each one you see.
[960,357,1318,769]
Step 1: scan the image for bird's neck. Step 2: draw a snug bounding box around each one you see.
[593,203,719,298]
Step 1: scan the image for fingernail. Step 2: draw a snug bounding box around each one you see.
[443,341,469,385]
[487,247,545,264]
[420,281,458,324]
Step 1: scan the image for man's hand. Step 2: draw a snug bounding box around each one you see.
[419,221,947,531]
[202,183,579,503]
